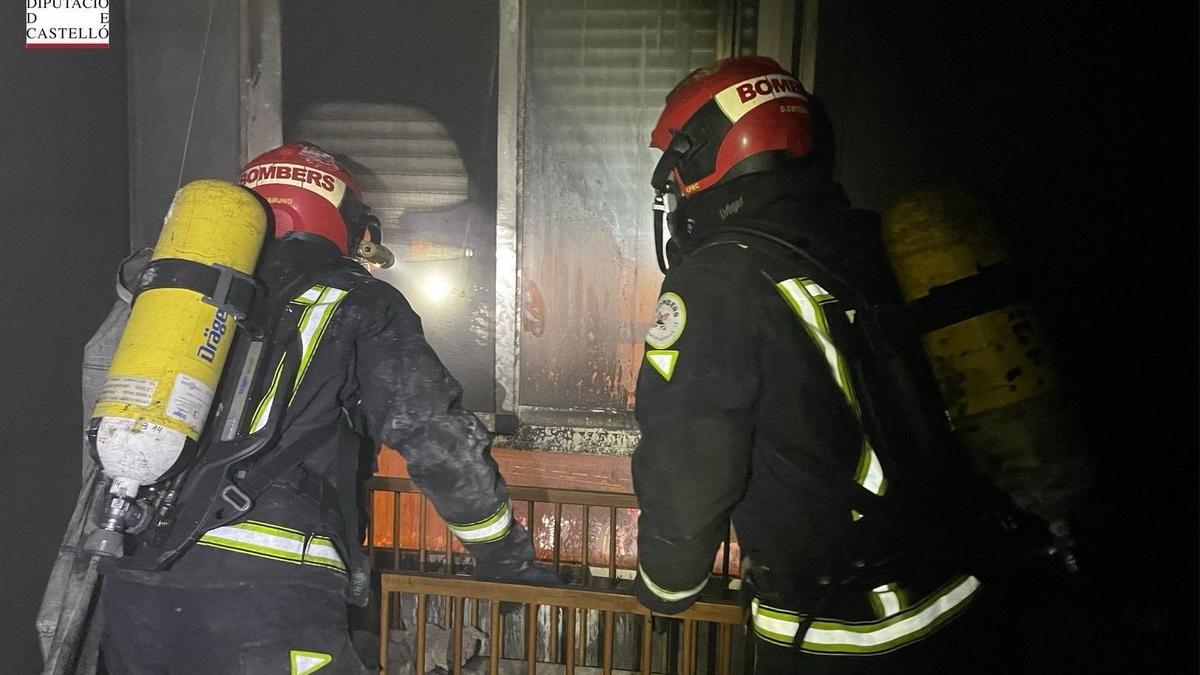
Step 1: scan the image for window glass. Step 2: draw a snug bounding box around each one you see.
[519,0,721,411]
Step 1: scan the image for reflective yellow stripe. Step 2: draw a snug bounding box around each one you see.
[752,575,981,653]
[447,502,513,543]
[197,521,346,573]
[248,356,287,434]
[869,582,909,619]
[855,440,888,497]
[290,287,348,402]
[197,521,305,563]
[776,277,887,497]
[295,285,324,305]
[303,535,347,572]
[638,563,708,603]
[248,285,348,433]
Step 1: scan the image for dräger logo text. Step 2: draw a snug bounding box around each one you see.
[197,310,229,363]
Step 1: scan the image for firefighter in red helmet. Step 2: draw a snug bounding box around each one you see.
[631,58,1019,673]
[98,142,552,674]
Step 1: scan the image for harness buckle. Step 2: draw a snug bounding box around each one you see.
[220,484,252,512]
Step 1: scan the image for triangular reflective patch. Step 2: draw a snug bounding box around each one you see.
[646,350,679,381]
[845,309,857,323]
[291,650,331,675]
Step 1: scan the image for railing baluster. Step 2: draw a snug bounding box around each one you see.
[549,605,559,663]
[416,594,427,675]
[640,614,653,675]
[525,500,535,556]
[392,492,402,570]
[602,610,614,675]
[489,600,501,675]
[580,608,590,666]
[452,596,463,675]
[526,603,537,675]
[367,489,376,562]
[565,607,577,675]
[743,618,755,675]
[378,589,390,671]
[607,507,617,583]
[553,502,562,575]
[419,496,427,572]
[580,505,591,666]
[718,623,732,675]
[681,619,695,675]
[722,526,732,578]
[582,505,590,568]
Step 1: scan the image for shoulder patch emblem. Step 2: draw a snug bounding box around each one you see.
[646,292,687,349]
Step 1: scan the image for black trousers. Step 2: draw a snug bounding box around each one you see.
[99,569,371,674]
[751,590,1021,675]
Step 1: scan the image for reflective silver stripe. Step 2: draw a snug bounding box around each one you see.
[249,285,349,433]
[303,535,347,572]
[638,564,708,603]
[776,278,857,405]
[856,442,887,496]
[290,286,348,400]
[751,598,802,644]
[870,583,906,619]
[447,502,513,543]
[776,277,888,497]
[296,286,323,304]
[197,521,305,563]
[197,521,346,573]
[248,357,287,434]
[753,575,981,653]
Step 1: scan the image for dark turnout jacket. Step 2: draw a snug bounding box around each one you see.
[631,208,985,655]
[120,235,535,589]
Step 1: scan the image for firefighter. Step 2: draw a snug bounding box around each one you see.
[630,58,1019,672]
[98,142,553,674]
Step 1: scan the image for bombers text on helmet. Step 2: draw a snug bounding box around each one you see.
[650,56,823,198]
[239,142,382,258]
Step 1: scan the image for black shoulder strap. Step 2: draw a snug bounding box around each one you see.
[120,260,356,570]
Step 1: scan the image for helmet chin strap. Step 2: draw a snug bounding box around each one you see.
[650,133,693,275]
[653,191,670,274]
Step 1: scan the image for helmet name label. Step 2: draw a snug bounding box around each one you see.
[715,75,808,123]
[240,162,347,207]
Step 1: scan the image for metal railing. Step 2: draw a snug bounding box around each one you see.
[364,477,748,675]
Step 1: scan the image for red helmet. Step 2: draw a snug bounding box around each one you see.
[239,142,375,256]
[650,56,826,198]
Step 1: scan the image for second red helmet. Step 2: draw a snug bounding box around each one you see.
[650,56,828,198]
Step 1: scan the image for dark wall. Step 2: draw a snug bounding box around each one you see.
[127,1,242,250]
[282,0,499,205]
[816,2,1197,670]
[0,1,128,669]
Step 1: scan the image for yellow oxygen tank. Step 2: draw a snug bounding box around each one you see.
[881,185,1089,525]
[91,179,267,501]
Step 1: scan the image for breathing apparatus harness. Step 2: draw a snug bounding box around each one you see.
[681,217,1063,649]
[115,254,375,606]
